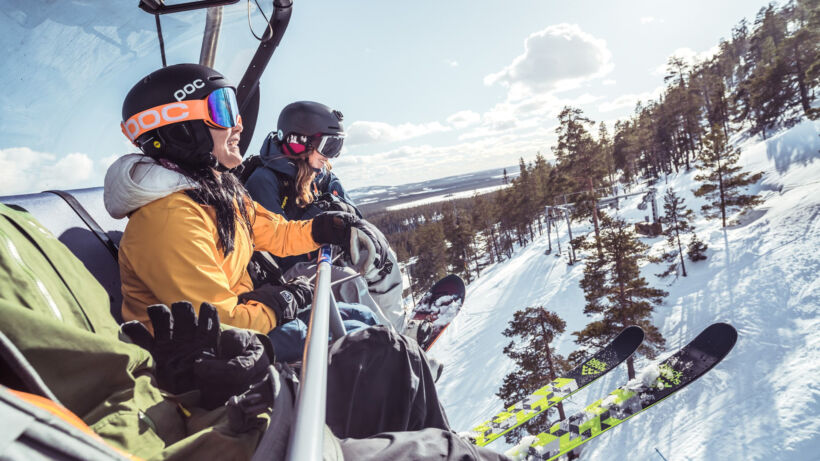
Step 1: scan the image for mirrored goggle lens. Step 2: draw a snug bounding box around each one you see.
[206,87,239,128]
[316,135,344,158]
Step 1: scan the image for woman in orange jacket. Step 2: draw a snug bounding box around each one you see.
[104,63,389,335]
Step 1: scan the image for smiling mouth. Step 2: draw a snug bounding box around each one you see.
[227,139,240,148]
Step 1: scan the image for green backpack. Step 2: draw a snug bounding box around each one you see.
[0,203,271,460]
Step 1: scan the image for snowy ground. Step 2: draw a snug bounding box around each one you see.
[432,119,820,460]
[385,184,511,211]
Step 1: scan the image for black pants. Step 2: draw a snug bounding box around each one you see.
[325,326,508,461]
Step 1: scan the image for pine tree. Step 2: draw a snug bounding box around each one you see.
[552,106,606,255]
[442,205,476,283]
[658,188,695,278]
[411,221,448,293]
[784,0,820,119]
[687,234,708,261]
[497,307,569,443]
[693,125,763,227]
[575,217,667,379]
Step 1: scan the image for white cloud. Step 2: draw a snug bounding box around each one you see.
[598,86,665,113]
[445,59,459,67]
[333,129,559,188]
[603,79,616,86]
[484,24,613,99]
[446,110,481,129]
[459,92,601,141]
[640,17,656,24]
[0,147,97,195]
[346,120,451,146]
[652,46,722,76]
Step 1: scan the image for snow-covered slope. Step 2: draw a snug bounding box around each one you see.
[433,119,820,460]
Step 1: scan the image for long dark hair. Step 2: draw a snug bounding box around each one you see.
[174,162,254,255]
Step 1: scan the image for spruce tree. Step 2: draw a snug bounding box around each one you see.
[442,206,476,283]
[575,217,667,379]
[411,221,448,293]
[693,125,763,227]
[687,234,708,261]
[497,307,569,443]
[658,188,695,278]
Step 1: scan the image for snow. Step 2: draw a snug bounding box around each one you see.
[433,119,820,460]
[384,184,510,211]
[416,294,463,328]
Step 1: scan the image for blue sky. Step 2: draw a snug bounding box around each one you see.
[0,0,771,195]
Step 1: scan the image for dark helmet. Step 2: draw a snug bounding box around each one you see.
[121,63,235,169]
[276,101,345,158]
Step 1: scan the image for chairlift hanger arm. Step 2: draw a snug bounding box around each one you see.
[236,0,294,157]
[139,0,240,15]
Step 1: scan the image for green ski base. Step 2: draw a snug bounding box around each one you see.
[470,325,644,447]
[504,322,738,461]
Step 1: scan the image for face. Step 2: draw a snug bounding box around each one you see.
[209,120,243,169]
[307,148,329,170]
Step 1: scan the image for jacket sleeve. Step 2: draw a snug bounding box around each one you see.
[121,202,280,333]
[245,167,286,217]
[251,201,321,256]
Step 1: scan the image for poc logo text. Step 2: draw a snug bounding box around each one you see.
[174,79,205,101]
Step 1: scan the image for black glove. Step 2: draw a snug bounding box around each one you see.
[314,193,360,216]
[121,301,220,394]
[237,276,313,325]
[311,211,390,275]
[193,329,275,409]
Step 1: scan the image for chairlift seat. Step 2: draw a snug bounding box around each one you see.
[0,187,126,322]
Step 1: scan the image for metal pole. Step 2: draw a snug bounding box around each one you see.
[328,290,347,341]
[286,246,334,461]
[545,206,552,253]
[563,206,575,264]
[199,6,223,67]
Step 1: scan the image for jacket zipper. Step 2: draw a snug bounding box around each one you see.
[0,227,64,321]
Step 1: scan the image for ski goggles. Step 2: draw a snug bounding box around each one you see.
[283,132,345,158]
[121,87,240,144]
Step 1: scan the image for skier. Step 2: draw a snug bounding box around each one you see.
[104,64,386,353]
[243,101,409,334]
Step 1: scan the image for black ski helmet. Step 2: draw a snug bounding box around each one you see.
[121,63,235,168]
[276,101,344,158]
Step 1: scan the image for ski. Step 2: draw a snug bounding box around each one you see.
[469,325,645,447]
[504,322,738,461]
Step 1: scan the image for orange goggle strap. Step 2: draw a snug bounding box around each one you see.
[121,99,216,146]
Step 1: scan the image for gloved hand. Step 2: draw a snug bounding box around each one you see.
[193,328,275,409]
[311,211,390,275]
[121,301,220,394]
[237,276,313,325]
[313,193,360,216]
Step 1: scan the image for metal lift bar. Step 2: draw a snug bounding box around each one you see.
[285,246,346,461]
[139,0,240,15]
[199,7,223,68]
[236,0,293,156]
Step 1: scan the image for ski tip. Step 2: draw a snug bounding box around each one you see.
[693,322,738,358]
[431,274,466,298]
[612,325,645,352]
